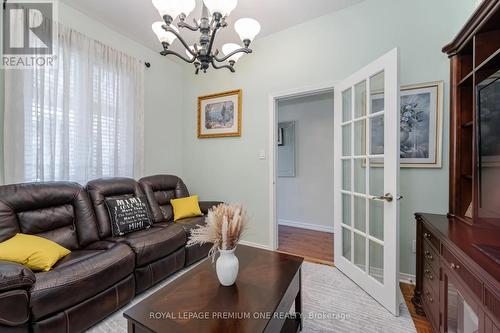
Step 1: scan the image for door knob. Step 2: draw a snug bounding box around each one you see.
[370,193,403,203]
[371,193,394,202]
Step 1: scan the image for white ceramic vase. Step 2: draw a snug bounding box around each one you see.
[216,247,239,286]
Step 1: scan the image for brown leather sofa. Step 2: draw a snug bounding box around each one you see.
[0,176,220,333]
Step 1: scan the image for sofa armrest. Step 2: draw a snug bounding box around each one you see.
[0,261,35,293]
[199,201,224,214]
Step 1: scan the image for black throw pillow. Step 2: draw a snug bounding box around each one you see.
[105,196,153,237]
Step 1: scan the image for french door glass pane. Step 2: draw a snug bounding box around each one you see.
[342,227,352,261]
[342,194,352,226]
[354,233,366,271]
[370,115,384,155]
[342,124,351,156]
[354,120,366,156]
[354,196,366,232]
[342,88,352,122]
[369,199,384,241]
[354,158,366,194]
[342,160,351,190]
[369,159,384,196]
[370,71,385,113]
[354,81,367,118]
[369,240,384,283]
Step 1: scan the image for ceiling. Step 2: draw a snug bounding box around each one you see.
[61,0,364,58]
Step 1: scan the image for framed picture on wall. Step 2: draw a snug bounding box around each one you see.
[371,81,444,168]
[198,90,242,138]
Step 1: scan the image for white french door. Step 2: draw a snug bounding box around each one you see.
[333,48,401,315]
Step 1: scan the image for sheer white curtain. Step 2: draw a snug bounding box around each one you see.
[4,24,144,184]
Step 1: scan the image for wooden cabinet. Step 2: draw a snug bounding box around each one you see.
[443,0,500,225]
[413,2,500,332]
[413,214,500,333]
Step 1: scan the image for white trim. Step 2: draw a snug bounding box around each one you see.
[268,81,338,251]
[278,219,334,233]
[239,240,272,251]
[399,273,416,285]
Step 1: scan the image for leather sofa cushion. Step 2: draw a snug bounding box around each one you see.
[110,224,186,267]
[0,182,99,249]
[29,242,134,321]
[0,261,35,292]
[139,175,190,223]
[86,178,146,239]
[158,217,211,266]
[173,216,206,233]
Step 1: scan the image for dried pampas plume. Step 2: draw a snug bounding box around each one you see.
[187,204,248,261]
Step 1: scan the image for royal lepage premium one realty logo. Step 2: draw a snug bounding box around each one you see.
[2,0,58,68]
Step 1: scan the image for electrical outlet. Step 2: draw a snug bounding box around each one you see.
[412,240,416,253]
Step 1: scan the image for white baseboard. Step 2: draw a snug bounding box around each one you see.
[239,240,272,251]
[278,219,334,233]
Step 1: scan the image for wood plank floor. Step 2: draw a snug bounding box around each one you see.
[277,225,334,265]
[277,225,432,332]
[401,283,433,333]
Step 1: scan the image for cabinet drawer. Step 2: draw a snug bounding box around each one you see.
[423,260,439,296]
[485,287,500,322]
[422,279,439,330]
[422,224,440,252]
[423,239,440,276]
[442,246,482,300]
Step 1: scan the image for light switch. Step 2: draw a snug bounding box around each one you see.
[259,150,266,160]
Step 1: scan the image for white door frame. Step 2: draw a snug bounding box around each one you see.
[268,82,337,250]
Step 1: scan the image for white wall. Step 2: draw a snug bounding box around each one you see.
[180,0,478,275]
[277,93,335,232]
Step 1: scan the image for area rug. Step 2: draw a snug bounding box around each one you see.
[88,261,416,333]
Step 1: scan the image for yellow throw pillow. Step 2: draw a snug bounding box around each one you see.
[0,234,71,272]
[171,195,203,221]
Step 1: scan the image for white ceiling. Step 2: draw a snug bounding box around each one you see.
[61,0,364,57]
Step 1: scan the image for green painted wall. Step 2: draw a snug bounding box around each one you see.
[180,0,478,276]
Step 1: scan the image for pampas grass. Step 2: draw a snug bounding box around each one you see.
[187,204,247,261]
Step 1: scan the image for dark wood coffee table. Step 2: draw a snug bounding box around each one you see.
[124,245,303,333]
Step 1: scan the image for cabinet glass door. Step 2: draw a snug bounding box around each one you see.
[446,278,479,333]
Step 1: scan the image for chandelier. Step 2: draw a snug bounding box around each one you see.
[151,0,261,74]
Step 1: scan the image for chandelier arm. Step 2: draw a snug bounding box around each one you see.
[211,59,235,73]
[161,50,197,63]
[213,48,252,63]
[177,20,199,31]
[164,26,197,57]
[206,23,222,58]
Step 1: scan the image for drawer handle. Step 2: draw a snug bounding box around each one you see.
[425,291,434,303]
[424,232,431,239]
[424,251,434,261]
[450,263,460,270]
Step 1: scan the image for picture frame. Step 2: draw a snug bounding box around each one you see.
[198,89,242,138]
[370,81,444,168]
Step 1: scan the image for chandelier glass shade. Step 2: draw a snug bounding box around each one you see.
[151,0,260,73]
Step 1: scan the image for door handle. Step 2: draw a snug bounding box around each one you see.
[370,193,403,203]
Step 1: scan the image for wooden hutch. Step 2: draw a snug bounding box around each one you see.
[413,0,500,332]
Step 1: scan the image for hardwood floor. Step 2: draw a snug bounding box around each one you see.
[401,283,433,333]
[277,225,333,265]
[277,225,432,332]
